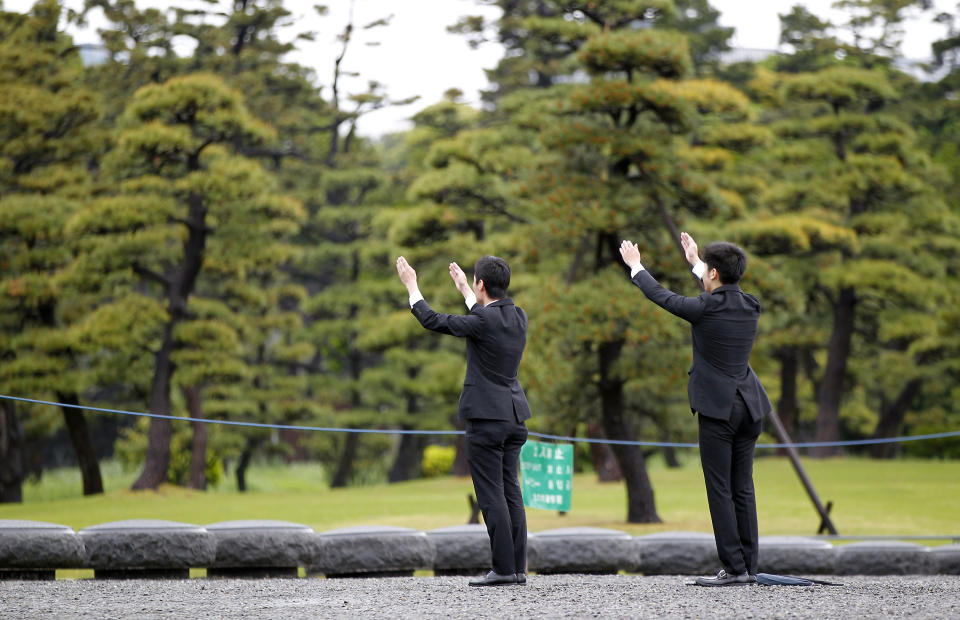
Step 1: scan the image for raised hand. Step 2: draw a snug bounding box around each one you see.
[619,240,643,271]
[680,232,700,267]
[449,262,472,296]
[396,256,418,292]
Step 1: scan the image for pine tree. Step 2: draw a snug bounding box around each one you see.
[0,0,106,499]
[370,94,500,481]
[729,65,958,455]
[442,0,754,522]
[62,73,303,489]
[70,0,386,487]
[658,0,733,74]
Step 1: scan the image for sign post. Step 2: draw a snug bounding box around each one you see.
[520,440,573,511]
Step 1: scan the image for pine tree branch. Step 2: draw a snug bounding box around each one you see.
[132,261,171,288]
[170,216,214,234]
[460,190,529,223]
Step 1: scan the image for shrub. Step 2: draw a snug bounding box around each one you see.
[422,445,456,477]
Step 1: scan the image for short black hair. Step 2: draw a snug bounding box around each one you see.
[703,242,747,285]
[474,255,510,298]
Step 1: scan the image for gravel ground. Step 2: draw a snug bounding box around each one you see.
[2,574,959,619]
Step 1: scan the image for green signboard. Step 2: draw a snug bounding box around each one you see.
[520,440,573,511]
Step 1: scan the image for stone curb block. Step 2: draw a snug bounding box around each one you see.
[311,526,435,577]
[529,528,636,575]
[0,520,85,577]
[932,544,960,575]
[206,520,318,577]
[836,541,936,575]
[427,525,490,575]
[79,519,216,575]
[758,536,835,575]
[635,531,718,575]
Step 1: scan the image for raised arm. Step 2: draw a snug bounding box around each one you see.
[680,232,699,267]
[619,239,705,323]
[681,231,707,280]
[449,261,477,308]
[396,256,483,337]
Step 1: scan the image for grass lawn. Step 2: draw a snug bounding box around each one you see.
[1,456,957,538]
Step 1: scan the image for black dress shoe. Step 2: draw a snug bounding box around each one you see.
[516,573,527,585]
[469,571,518,587]
[695,569,751,587]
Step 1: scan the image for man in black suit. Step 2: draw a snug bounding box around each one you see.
[396,254,531,587]
[619,233,772,587]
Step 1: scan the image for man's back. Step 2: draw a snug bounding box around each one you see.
[631,270,770,422]
[411,297,531,423]
[690,285,761,379]
[464,299,527,385]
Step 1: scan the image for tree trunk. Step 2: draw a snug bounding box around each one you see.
[389,379,427,482]
[812,287,856,457]
[57,392,103,496]
[597,340,661,523]
[182,385,207,491]
[388,433,427,483]
[587,421,622,482]
[236,441,254,492]
[452,419,470,477]
[0,400,24,503]
[776,347,799,457]
[331,247,366,489]
[132,322,175,490]
[661,443,681,469]
[132,194,208,489]
[21,436,44,481]
[330,433,358,488]
[870,378,923,459]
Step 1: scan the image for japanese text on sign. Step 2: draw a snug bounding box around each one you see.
[520,440,573,511]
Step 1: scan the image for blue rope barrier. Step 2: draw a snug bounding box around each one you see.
[0,394,459,436]
[2,393,959,449]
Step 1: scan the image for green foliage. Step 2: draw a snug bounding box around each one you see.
[580,29,692,78]
[730,215,860,255]
[421,445,456,478]
[60,68,307,490]
[0,5,104,193]
[699,123,773,151]
[776,5,842,73]
[782,66,898,109]
[524,271,691,438]
[903,406,960,459]
[115,417,225,487]
[731,54,960,452]
[122,73,274,143]
[2,0,958,509]
[659,0,733,74]
[658,79,750,118]
[0,1,112,484]
[565,79,694,129]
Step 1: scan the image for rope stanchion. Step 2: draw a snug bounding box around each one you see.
[2,393,959,449]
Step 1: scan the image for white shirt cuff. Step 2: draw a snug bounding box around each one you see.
[464,292,477,309]
[630,264,645,278]
[408,289,424,308]
[692,260,706,280]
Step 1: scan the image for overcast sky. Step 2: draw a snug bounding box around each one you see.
[4,0,955,136]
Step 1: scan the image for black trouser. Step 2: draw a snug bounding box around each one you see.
[465,417,529,575]
[697,396,762,576]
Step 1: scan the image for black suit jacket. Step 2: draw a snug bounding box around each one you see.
[411,297,532,423]
[632,270,772,422]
